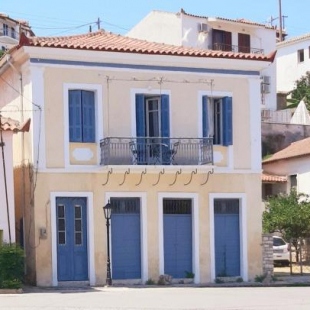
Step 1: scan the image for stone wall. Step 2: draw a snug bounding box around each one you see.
[262,122,310,157]
[262,233,274,276]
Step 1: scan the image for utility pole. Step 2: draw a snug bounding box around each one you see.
[97,17,101,30]
[279,0,283,42]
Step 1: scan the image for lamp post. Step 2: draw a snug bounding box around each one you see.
[103,201,113,286]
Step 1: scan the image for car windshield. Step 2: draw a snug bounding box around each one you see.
[273,237,286,246]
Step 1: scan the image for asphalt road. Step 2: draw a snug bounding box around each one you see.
[0,286,310,310]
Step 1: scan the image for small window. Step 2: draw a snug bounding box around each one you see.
[11,27,16,39]
[3,24,8,36]
[202,96,233,146]
[290,174,297,189]
[69,90,96,143]
[298,49,304,63]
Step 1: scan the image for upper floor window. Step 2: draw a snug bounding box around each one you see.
[212,29,232,52]
[298,49,304,63]
[238,33,250,53]
[3,24,8,36]
[69,90,95,143]
[202,96,232,146]
[11,27,16,39]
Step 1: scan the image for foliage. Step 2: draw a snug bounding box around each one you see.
[215,277,225,284]
[0,50,5,58]
[145,278,156,285]
[185,271,195,278]
[236,277,243,283]
[290,71,310,109]
[254,274,265,283]
[0,243,24,289]
[263,189,310,240]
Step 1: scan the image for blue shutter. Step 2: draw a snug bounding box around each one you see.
[202,96,208,138]
[69,90,82,142]
[135,94,146,137]
[82,91,95,142]
[222,96,233,146]
[160,95,170,138]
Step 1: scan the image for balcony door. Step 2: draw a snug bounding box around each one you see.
[212,29,232,51]
[135,94,170,164]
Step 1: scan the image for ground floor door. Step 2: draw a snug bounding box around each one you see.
[111,198,141,279]
[163,199,192,278]
[56,197,88,281]
[214,198,240,277]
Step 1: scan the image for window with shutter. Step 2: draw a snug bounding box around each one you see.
[202,96,233,146]
[69,90,95,143]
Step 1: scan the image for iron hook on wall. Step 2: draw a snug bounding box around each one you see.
[169,168,182,186]
[119,168,130,186]
[102,168,113,186]
[152,168,165,186]
[135,168,147,186]
[200,168,214,186]
[184,168,197,186]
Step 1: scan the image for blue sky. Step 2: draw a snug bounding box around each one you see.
[1,0,309,39]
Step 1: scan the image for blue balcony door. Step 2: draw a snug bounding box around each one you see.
[214,199,240,277]
[56,197,88,281]
[135,94,170,164]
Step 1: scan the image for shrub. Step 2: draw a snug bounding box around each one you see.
[0,243,24,289]
[145,278,156,285]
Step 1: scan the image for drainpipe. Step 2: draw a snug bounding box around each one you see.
[0,114,12,245]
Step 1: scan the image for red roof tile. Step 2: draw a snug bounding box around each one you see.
[18,30,276,62]
[263,137,310,163]
[262,173,287,183]
[0,116,30,132]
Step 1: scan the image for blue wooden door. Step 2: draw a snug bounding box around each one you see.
[214,199,240,277]
[56,197,88,281]
[111,198,141,279]
[163,199,192,278]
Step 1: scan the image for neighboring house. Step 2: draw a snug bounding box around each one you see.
[277,33,310,94]
[127,9,277,111]
[0,13,34,52]
[0,29,274,287]
[262,137,310,198]
[0,116,30,245]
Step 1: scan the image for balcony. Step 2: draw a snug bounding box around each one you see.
[100,137,213,166]
[209,43,263,54]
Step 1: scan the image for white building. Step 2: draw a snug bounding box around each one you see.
[127,9,278,111]
[0,13,34,52]
[277,33,310,94]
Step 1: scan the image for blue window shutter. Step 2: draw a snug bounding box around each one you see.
[82,91,95,142]
[222,96,233,146]
[160,94,170,138]
[135,94,146,137]
[69,90,82,142]
[202,96,208,138]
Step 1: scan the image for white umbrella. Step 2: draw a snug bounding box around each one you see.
[290,99,310,125]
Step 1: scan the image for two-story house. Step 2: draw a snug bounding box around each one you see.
[127,9,277,112]
[0,29,274,287]
[0,13,34,52]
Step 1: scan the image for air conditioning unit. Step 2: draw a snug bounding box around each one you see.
[261,75,271,94]
[198,23,209,33]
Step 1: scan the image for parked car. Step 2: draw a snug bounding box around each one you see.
[273,236,290,266]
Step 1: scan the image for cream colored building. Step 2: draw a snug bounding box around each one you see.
[0,29,274,286]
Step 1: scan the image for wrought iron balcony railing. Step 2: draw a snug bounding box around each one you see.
[100,137,213,166]
[209,43,264,54]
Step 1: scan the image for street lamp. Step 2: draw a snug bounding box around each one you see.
[103,201,113,286]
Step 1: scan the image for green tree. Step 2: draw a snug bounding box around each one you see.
[263,189,310,240]
[287,72,310,109]
[263,190,310,261]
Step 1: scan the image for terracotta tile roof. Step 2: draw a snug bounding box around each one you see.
[263,137,310,163]
[0,116,30,132]
[180,8,275,29]
[262,172,287,183]
[18,30,276,62]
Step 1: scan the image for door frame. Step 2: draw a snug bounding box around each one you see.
[105,192,148,283]
[209,193,248,281]
[51,192,95,286]
[158,192,199,284]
